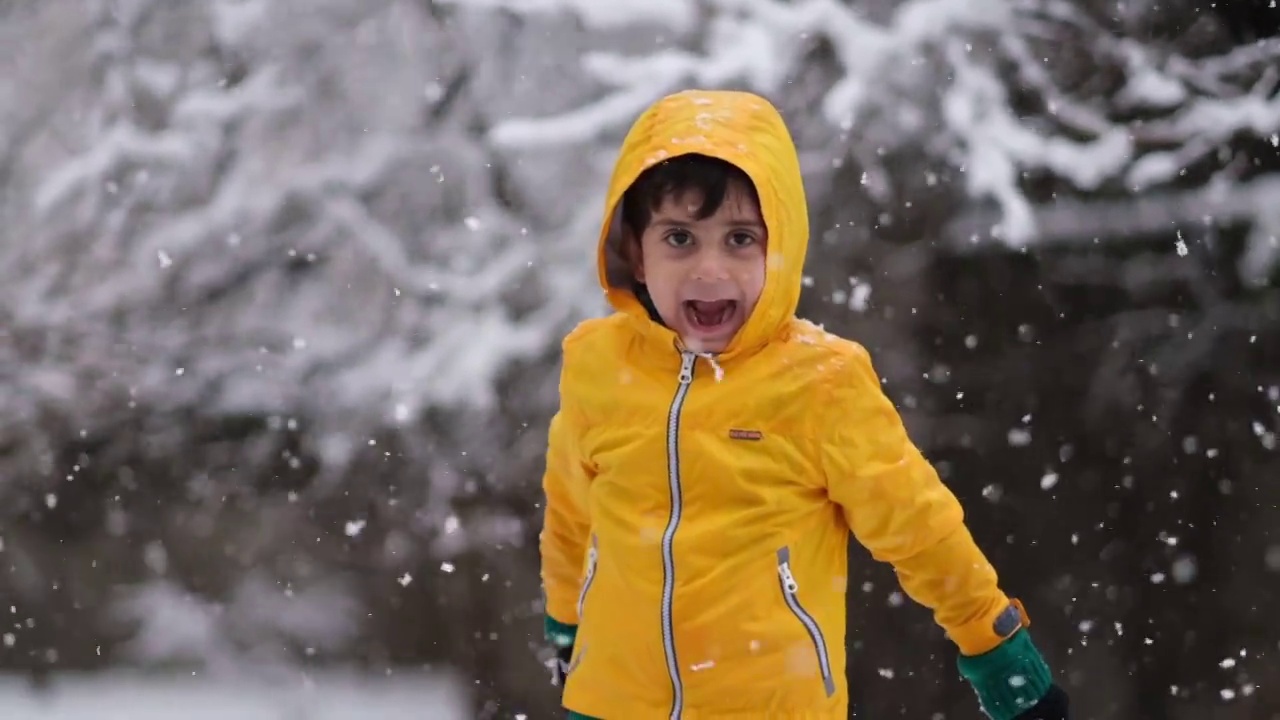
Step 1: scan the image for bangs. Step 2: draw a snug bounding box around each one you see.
[620,154,759,236]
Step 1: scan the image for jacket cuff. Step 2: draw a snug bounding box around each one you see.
[957,629,1054,720]
[949,597,1029,656]
[545,614,578,649]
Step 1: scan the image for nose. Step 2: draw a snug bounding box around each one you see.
[690,246,730,280]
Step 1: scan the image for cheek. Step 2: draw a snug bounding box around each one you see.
[641,260,682,306]
[648,276,681,308]
[738,261,767,299]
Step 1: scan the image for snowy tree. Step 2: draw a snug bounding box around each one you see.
[1,0,604,705]
[480,0,1279,263]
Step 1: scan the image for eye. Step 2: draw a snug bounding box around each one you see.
[664,230,694,248]
[728,231,756,248]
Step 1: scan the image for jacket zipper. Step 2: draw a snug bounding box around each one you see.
[776,546,837,698]
[576,535,598,619]
[661,351,696,720]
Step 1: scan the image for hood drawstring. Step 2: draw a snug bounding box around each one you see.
[673,339,725,382]
[697,352,724,383]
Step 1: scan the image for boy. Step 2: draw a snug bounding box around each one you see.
[539,89,1069,719]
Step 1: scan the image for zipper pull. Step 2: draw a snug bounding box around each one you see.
[678,352,695,385]
[587,546,598,565]
[778,563,799,594]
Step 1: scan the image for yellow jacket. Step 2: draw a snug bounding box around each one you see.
[541,90,1027,719]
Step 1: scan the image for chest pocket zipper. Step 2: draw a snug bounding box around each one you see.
[577,536,599,619]
[776,547,837,698]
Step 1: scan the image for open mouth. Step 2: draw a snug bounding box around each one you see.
[683,300,737,331]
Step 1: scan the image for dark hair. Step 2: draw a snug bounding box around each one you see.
[620,154,759,237]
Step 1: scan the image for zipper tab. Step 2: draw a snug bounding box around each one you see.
[775,547,836,698]
[577,537,599,618]
[778,562,799,594]
[677,352,695,385]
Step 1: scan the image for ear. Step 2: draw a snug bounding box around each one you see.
[622,228,645,283]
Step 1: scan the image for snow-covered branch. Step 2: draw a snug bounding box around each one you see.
[0,0,607,517]
[437,0,697,32]
[480,0,1009,149]
[485,0,1280,253]
[943,172,1280,272]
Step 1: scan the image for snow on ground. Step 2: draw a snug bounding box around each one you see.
[0,670,468,719]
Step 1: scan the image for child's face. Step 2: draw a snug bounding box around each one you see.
[629,180,767,353]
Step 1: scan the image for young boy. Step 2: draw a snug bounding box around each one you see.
[539,89,1070,719]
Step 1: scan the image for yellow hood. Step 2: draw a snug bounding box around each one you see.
[596,89,810,360]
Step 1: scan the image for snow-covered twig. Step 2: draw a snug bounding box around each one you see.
[943,172,1280,259]
[489,0,1280,249]
[438,0,697,32]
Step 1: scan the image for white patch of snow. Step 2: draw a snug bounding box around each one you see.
[0,671,466,720]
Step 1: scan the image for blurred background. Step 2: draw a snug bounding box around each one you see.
[1,0,1278,718]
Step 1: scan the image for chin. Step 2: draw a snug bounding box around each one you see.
[679,331,735,354]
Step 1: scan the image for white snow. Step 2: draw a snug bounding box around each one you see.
[441,0,696,32]
[0,671,467,720]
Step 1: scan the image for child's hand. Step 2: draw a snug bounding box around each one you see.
[957,629,1068,720]
[542,615,578,688]
[1012,684,1068,719]
[546,643,574,687]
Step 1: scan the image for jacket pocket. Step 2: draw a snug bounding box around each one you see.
[576,535,599,619]
[776,546,836,698]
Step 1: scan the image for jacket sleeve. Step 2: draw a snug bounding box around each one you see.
[539,362,595,637]
[819,344,1028,657]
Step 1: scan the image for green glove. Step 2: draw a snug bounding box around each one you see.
[545,614,578,650]
[957,629,1055,720]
